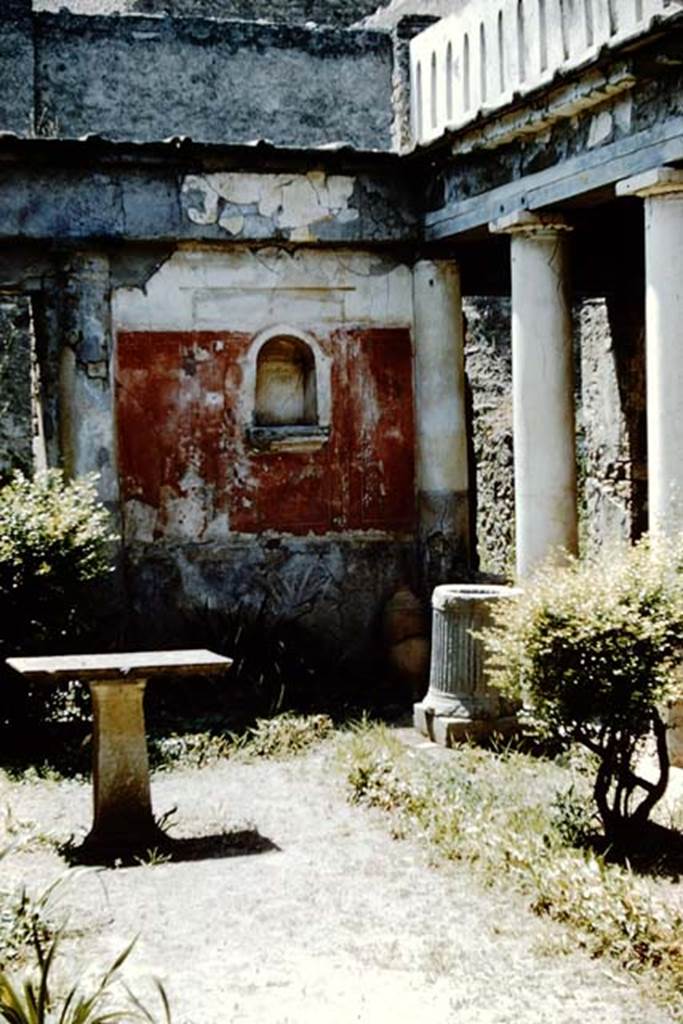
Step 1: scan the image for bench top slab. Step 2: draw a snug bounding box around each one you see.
[6,649,232,683]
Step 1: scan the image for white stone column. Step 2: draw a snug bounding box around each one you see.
[490,211,577,577]
[413,260,470,588]
[616,168,683,537]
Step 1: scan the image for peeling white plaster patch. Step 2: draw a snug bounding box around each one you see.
[183,175,219,225]
[163,492,208,541]
[587,110,613,148]
[218,212,246,236]
[181,171,359,240]
[123,499,157,544]
[202,513,229,541]
[203,391,224,410]
[613,94,633,134]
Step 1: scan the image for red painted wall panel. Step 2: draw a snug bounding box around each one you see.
[116,327,416,538]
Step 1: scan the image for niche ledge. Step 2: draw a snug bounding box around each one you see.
[247,425,331,453]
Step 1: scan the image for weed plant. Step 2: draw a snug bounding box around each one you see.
[239,712,333,758]
[0,885,52,972]
[0,846,69,971]
[0,930,170,1024]
[338,723,683,1011]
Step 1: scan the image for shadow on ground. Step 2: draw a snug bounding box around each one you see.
[60,827,281,868]
[584,822,683,882]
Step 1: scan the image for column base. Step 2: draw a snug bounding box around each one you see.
[413,701,519,747]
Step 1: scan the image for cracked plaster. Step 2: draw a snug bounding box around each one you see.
[113,247,413,334]
[182,171,359,242]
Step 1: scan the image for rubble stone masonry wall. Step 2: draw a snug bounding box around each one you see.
[0,4,394,150]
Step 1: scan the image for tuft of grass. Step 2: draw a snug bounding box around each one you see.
[149,731,232,771]
[337,723,683,1012]
[0,855,70,970]
[150,713,334,771]
[239,713,334,759]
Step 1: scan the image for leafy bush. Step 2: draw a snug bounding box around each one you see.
[0,470,116,732]
[483,536,683,839]
[0,470,115,658]
[0,471,114,655]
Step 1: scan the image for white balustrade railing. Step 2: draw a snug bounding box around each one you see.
[410,0,677,145]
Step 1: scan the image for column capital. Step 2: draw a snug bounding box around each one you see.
[489,210,573,236]
[616,167,683,199]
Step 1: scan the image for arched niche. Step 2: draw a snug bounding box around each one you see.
[243,325,331,453]
[255,335,317,426]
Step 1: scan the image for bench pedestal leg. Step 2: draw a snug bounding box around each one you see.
[83,678,163,854]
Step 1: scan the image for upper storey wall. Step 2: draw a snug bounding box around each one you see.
[34,0,388,25]
[1,5,394,150]
[411,0,678,145]
[0,1,34,135]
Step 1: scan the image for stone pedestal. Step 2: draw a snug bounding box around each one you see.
[414,584,521,745]
[6,649,231,860]
[490,211,577,578]
[85,679,164,853]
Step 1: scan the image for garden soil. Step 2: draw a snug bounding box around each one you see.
[0,733,678,1024]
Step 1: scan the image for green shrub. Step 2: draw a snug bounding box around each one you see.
[0,470,116,734]
[0,470,115,658]
[483,536,683,839]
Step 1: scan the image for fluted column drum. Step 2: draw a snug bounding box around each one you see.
[414,584,521,745]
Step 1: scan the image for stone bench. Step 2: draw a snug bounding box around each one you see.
[6,649,232,856]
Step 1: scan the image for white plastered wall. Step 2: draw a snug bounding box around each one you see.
[113,247,414,336]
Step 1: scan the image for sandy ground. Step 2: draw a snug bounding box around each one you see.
[0,738,678,1024]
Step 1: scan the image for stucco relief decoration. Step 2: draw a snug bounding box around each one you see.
[181,171,359,241]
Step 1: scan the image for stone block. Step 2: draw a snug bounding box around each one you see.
[413,701,519,746]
